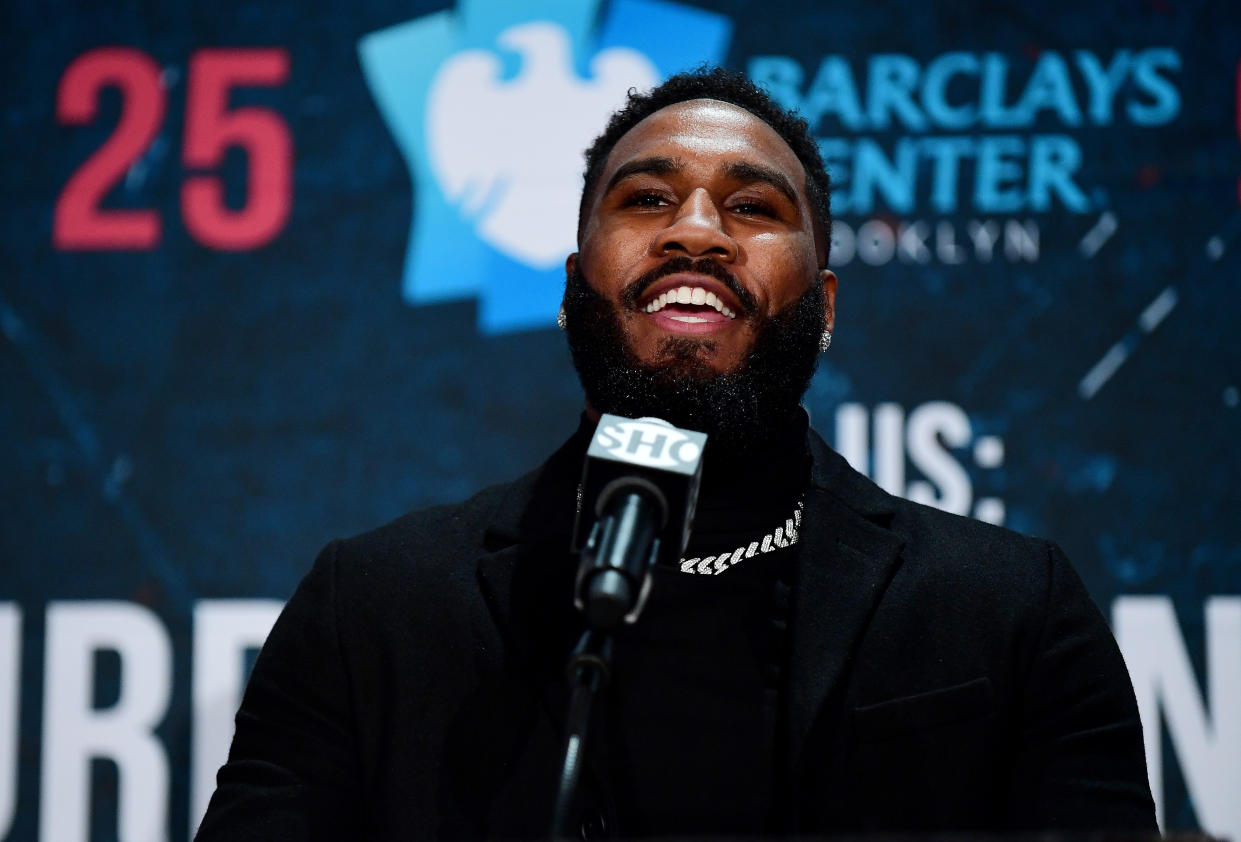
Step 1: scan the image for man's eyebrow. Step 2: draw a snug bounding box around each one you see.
[603,156,682,195]
[601,156,802,210]
[722,161,800,208]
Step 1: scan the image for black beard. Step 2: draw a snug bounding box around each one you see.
[562,259,824,451]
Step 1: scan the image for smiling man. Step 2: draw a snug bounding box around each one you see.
[197,68,1157,840]
[563,81,834,449]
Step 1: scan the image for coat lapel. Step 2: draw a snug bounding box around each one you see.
[476,534,579,722]
[474,426,587,683]
[787,432,906,776]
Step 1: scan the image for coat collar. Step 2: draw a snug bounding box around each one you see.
[475,421,590,666]
[474,421,908,779]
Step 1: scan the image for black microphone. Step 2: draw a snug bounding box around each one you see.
[572,415,707,630]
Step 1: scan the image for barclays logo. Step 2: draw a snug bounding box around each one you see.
[358,0,732,334]
[427,22,656,270]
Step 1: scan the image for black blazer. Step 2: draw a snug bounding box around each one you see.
[197,429,1157,839]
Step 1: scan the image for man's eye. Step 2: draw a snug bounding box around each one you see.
[731,200,775,217]
[625,192,670,208]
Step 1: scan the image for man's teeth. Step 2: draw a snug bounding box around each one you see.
[643,286,736,318]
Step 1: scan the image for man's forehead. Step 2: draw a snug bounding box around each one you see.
[602,98,806,188]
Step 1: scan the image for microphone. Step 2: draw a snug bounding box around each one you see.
[572,414,707,630]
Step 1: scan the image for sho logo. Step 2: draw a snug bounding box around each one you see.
[591,416,706,472]
[358,0,731,334]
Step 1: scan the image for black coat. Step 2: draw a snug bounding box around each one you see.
[196,428,1157,839]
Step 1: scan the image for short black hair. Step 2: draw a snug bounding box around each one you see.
[577,66,832,266]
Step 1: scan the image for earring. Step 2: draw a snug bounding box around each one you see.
[819,329,832,352]
[557,307,567,331]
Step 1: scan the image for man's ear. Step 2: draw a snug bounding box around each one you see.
[820,269,837,332]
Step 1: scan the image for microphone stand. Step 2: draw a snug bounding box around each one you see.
[550,491,661,839]
[549,630,613,839]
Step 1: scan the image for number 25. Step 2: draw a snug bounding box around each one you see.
[54,47,292,251]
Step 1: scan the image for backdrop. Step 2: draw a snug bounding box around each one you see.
[2,1,1239,840]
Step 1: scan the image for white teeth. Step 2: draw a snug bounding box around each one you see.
[644,286,737,319]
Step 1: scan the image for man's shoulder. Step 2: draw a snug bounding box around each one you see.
[301,468,541,622]
[809,428,1059,594]
[811,433,1106,671]
[890,493,1050,567]
[340,472,527,560]
[339,425,587,563]
[886,494,1065,622]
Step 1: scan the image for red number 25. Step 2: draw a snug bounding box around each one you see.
[54,47,291,251]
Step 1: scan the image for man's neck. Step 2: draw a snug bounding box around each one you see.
[696,407,811,506]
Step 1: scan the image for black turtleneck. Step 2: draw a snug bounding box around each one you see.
[594,410,811,836]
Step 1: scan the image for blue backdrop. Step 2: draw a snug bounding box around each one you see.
[2,1,1239,839]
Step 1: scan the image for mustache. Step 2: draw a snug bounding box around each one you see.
[618,256,758,315]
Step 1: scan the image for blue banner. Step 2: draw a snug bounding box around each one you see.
[1,0,1238,838]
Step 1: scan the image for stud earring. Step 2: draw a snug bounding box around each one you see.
[819,329,832,352]
[557,307,567,331]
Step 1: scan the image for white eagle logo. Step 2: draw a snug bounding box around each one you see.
[426,21,659,269]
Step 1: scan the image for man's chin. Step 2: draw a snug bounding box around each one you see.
[563,263,823,450]
[648,336,732,376]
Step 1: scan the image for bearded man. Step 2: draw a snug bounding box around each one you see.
[197,68,1157,840]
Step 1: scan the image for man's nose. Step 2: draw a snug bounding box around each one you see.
[653,188,738,261]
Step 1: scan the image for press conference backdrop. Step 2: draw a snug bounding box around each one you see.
[2,0,1238,838]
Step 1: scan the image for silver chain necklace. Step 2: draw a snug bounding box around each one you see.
[575,484,803,576]
[678,499,803,576]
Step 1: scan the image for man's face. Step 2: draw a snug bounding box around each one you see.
[570,98,836,375]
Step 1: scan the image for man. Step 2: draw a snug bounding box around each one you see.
[197,68,1156,839]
